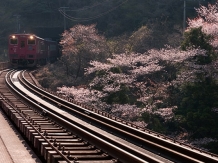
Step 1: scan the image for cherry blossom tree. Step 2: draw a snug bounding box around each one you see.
[172,2,218,148]
[128,26,153,53]
[187,2,218,47]
[59,24,110,80]
[41,2,218,152]
[180,2,218,84]
[58,46,207,128]
[56,2,218,134]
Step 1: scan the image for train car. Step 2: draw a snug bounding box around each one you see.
[8,33,59,67]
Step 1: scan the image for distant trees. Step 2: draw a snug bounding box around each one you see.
[108,24,182,55]
[174,2,218,152]
[128,26,153,53]
[34,1,218,153]
[187,2,218,48]
[181,27,212,51]
[107,26,153,54]
[57,1,218,144]
[181,2,218,63]
[181,27,214,64]
[57,46,206,132]
[59,24,110,80]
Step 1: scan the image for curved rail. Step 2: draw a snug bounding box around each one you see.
[5,70,157,163]
[19,70,218,163]
[4,70,74,163]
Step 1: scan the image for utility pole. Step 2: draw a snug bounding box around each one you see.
[14,14,21,33]
[60,7,69,31]
[183,0,186,32]
[183,0,206,32]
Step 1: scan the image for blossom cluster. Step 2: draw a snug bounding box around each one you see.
[154,106,177,120]
[60,24,105,55]
[187,2,218,47]
[57,3,218,125]
[58,45,207,123]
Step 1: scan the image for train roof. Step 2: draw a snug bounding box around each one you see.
[9,33,57,43]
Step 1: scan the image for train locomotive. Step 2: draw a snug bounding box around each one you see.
[8,33,59,67]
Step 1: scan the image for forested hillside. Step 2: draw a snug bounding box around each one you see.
[1,0,218,154]
[0,0,215,60]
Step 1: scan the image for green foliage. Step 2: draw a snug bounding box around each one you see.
[141,112,167,133]
[203,142,218,154]
[181,27,214,64]
[110,67,122,74]
[96,70,107,77]
[175,81,218,139]
[181,27,212,50]
[128,26,153,53]
[106,85,130,104]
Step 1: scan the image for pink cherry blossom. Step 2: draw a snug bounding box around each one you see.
[187,2,218,47]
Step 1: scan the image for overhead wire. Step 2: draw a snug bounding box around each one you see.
[59,0,127,21]
[58,0,128,22]
[65,0,110,12]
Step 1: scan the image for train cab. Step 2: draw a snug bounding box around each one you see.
[8,33,59,68]
[8,34,37,67]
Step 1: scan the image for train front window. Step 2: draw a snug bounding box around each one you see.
[10,38,18,45]
[21,41,25,48]
[28,39,35,45]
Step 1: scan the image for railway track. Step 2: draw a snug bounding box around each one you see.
[0,69,218,163]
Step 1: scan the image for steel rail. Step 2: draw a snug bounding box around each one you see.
[5,70,72,163]
[17,70,170,162]
[20,70,218,163]
[8,70,155,163]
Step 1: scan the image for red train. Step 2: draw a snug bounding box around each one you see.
[8,33,59,67]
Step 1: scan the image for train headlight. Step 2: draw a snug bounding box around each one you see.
[12,35,16,39]
[29,35,34,39]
